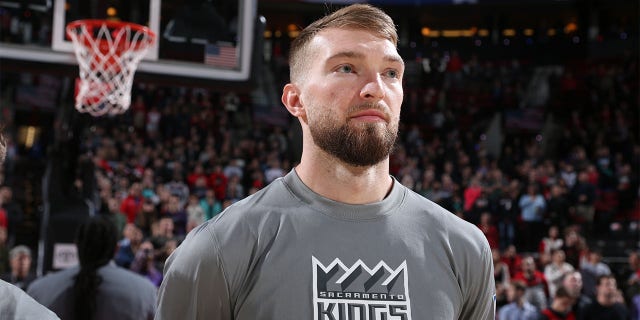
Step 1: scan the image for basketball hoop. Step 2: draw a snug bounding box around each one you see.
[66,20,156,117]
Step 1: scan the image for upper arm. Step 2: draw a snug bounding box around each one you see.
[156,225,232,320]
[458,233,496,320]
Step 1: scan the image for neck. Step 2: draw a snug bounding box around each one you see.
[551,301,568,313]
[597,296,614,306]
[295,147,392,204]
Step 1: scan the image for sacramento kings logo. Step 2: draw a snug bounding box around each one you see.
[312,257,412,320]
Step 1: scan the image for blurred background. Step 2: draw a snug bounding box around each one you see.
[0,0,638,317]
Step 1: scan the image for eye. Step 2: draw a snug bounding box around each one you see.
[384,69,399,79]
[336,65,354,73]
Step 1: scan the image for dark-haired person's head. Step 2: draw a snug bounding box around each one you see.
[552,286,575,313]
[506,280,527,302]
[73,215,118,320]
[595,274,618,306]
[75,215,118,268]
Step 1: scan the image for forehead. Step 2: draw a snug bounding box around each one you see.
[309,28,400,61]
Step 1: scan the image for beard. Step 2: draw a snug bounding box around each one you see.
[309,103,398,167]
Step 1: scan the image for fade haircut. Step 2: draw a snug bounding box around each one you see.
[288,4,398,83]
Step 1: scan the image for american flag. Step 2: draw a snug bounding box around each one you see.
[204,42,238,68]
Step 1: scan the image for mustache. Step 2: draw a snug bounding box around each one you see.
[347,102,392,119]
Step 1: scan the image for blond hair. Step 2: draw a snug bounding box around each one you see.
[288,4,398,83]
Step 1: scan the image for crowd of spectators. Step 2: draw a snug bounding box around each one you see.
[0,23,638,319]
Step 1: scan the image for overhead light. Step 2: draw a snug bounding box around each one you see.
[106,6,117,17]
[442,30,463,37]
[502,29,516,37]
[564,22,578,34]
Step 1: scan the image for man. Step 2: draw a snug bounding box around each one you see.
[561,271,591,319]
[498,280,540,320]
[539,287,576,320]
[624,251,640,308]
[1,245,36,290]
[518,183,546,251]
[156,4,495,320]
[0,133,60,319]
[578,275,628,320]
[120,182,144,224]
[580,249,611,298]
[27,216,157,320]
[544,249,574,299]
[572,170,596,236]
[513,255,550,310]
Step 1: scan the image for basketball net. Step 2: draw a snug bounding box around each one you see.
[66,20,156,117]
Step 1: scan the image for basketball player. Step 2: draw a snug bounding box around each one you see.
[0,132,60,319]
[28,215,157,320]
[156,4,495,319]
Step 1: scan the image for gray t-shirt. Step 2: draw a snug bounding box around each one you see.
[27,262,157,320]
[0,279,60,320]
[157,170,495,320]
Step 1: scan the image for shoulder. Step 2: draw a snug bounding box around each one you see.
[403,188,489,255]
[498,302,516,314]
[28,268,77,294]
[524,302,538,311]
[402,186,495,312]
[216,176,291,215]
[612,303,629,313]
[102,264,157,292]
[0,280,60,320]
[162,180,290,281]
[202,177,301,243]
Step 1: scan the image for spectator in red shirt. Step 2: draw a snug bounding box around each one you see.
[209,164,228,201]
[120,182,143,224]
[0,208,6,230]
[186,164,208,189]
[463,177,482,212]
[502,244,523,278]
[446,50,463,72]
[477,212,499,249]
[513,255,550,310]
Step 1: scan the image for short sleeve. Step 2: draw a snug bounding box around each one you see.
[155,224,232,320]
[458,236,496,320]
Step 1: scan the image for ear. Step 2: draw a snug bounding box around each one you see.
[282,83,305,118]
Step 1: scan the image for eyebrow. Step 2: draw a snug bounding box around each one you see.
[326,51,405,67]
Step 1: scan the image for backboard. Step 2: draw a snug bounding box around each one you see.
[0,0,257,82]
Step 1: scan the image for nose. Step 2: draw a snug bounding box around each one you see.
[360,73,385,101]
